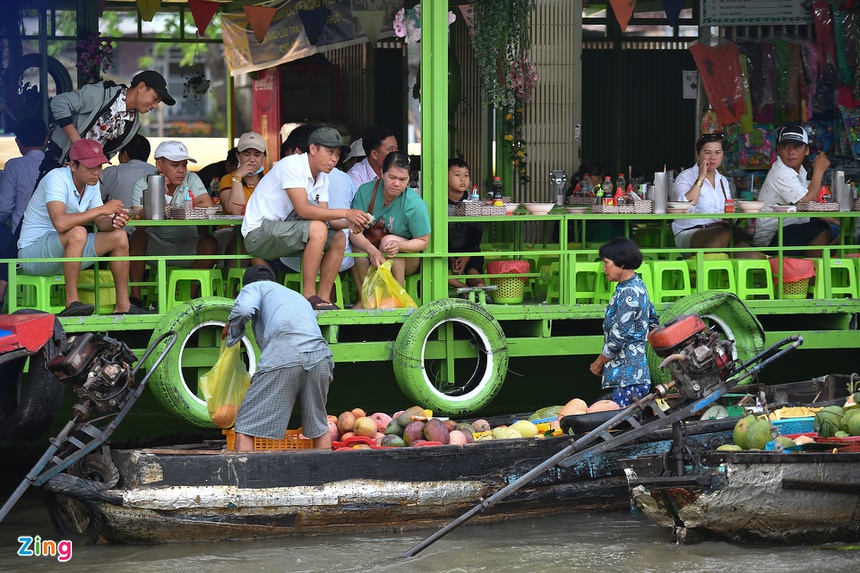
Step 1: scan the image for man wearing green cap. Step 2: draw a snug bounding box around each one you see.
[241,127,371,310]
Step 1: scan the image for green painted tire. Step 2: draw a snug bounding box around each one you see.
[648,292,766,386]
[393,298,508,416]
[146,297,257,427]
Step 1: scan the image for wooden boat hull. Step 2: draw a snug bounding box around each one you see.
[624,451,860,544]
[46,420,734,543]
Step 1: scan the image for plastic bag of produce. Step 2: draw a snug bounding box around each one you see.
[361,259,417,309]
[199,339,251,428]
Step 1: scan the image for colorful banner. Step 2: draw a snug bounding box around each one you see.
[189,0,221,37]
[222,0,401,77]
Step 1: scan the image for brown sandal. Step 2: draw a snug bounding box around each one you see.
[307,295,340,311]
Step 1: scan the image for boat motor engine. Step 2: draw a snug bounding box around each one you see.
[46,332,138,420]
[648,314,734,400]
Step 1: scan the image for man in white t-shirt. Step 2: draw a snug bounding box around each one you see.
[241,127,370,310]
[754,123,836,256]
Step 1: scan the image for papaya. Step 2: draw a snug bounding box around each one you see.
[559,398,588,417]
[529,405,564,421]
[403,420,426,446]
[586,400,621,414]
[424,418,450,444]
[397,406,425,427]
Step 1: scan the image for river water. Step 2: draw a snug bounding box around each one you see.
[1,497,857,573]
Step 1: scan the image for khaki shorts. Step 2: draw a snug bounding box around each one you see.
[245,218,338,260]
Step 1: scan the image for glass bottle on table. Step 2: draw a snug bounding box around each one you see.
[615,173,627,193]
[492,176,504,206]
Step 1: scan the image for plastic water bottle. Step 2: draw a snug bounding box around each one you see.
[616,173,627,193]
[210,177,220,198]
[183,186,193,211]
[471,184,480,202]
[581,173,592,196]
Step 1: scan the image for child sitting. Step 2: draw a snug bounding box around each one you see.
[447,158,486,290]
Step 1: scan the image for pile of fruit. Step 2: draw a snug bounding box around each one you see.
[719,392,860,451]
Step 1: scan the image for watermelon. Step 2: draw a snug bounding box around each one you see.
[814,405,845,438]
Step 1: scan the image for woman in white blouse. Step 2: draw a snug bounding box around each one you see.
[672,133,756,256]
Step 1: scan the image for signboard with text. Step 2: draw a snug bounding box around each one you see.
[701,0,812,26]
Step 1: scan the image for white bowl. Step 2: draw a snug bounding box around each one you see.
[771,205,797,213]
[737,200,765,213]
[565,206,590,214]
[667,207,691,214]
[504,202,520,214]
[667,201,691,209]
[523,202,555,215]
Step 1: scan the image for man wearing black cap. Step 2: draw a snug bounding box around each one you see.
[40,69,176,178]
[221,265,334,451]
[755,123,837,255]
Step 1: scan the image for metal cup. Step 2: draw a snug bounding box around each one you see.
[144,174,165,220]
[653,172,669,214]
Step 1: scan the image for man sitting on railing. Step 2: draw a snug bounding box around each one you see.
[128,141,217,305]
[17,139,143,316]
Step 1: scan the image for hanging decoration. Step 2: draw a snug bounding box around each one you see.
[609,0,637,33]
[76,33,114,85]
[188,0,221,37]
[661,0,684,27]
[136,0,163,22]
[183,42,211,104]
[298,9,332,46]
[353,10,385,45]
[244,5,277,44]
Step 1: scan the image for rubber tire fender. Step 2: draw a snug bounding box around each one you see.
[145,297,257,428]
[647,292,766,386]
[0,311,66,441]
[393,298,508,416]
[3,53,73,122]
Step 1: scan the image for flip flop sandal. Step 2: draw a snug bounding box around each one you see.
[307,295,340,311]
[114,304,150,315]
[58,301,95,317]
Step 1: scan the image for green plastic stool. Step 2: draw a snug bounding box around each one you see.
[636,263,654,295]
[167,267,224,310]
[687,257,736,293]
[225,267,245,298]
[649,260,692,303]
[570,261,602,303]
[404,273,421,304]
[731,259,774,300]
[809,258,858,299]
[11,274,66,313]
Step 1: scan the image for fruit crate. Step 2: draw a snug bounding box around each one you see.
[223,428,312,450]
[772,417,815,436]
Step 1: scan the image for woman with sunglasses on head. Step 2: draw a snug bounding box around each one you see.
[672,133,758,257]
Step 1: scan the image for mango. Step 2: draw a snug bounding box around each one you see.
[775,436,796,450]
[403,420,426,446]
[384,419,403,436]
[351,408,366,419]
[472,419,491,432]
[370,412,393,433]
[716,444,742,451]
[424,418,450,444]
[380,434,406,447]
[457,422,474,435]
[492,427,520,440]
[443,419,459,432]
[559,398,588,417]
[510,420,539,438]
[448,430,467,445]
[397,406,425,427]
[586,400,621,414]
[337,411,356,436]
[353,417,377,437]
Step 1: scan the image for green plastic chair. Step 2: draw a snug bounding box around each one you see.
[731,259,774,300]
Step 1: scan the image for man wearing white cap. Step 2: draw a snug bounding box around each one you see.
[128,140,216,305]
[18,139,143,316]
[755,123,837,255]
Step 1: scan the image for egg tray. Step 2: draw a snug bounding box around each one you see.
[453,202,507,216]
[592,205,635,214]
[796,202,840,212]
[167,206,208,219]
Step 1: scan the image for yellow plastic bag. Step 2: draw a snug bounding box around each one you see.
[361,259,417,309]
[199,339,251,429]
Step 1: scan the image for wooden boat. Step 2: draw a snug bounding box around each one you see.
[622,450,860,545]
[45,416,736,544]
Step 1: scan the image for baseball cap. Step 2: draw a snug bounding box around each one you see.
[243,265,276,286]
[69,139,109,168]
[237,131,266,153]
[309,127,350,153]
[347,138,366,160]
[131,70,176,106]
[154,141,197,163]
[777,123,808,145]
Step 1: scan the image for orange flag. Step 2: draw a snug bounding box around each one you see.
[244,5,277,44]
[189,0,220,37]
[609,0,637,32]
[136,0,163,22]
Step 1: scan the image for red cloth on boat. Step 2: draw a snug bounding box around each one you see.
[690,42,746,127]
[487,260,530,283]
[769,258,815,283]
